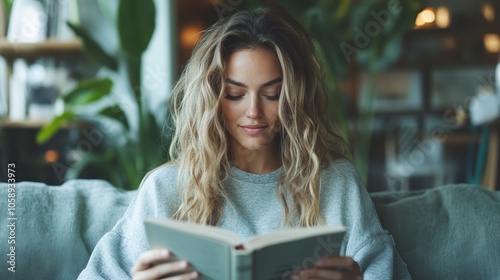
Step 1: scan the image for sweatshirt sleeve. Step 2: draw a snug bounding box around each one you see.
[78,165,179,279]
[321,159,411,280]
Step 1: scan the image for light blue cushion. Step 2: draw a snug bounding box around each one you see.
[371,184,500,280]
[0,180,136,280]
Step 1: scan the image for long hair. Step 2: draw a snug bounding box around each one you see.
[168,5,348,227]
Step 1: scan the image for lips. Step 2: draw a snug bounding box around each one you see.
[240,124,267,136]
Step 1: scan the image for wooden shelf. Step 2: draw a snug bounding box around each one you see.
[0,118,89,129]
[0,39,83,62]
[0,118,55,128]
[0,119,51,128]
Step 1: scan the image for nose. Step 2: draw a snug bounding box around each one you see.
[246,95,262,119]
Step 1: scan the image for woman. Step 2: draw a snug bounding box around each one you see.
[79,5,410,280]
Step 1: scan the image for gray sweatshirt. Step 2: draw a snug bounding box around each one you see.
[78,159,411,279]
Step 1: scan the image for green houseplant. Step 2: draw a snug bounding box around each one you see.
[36,0,167,190]
[243,0,422,182]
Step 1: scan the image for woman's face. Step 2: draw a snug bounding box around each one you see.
[221,47,282,156]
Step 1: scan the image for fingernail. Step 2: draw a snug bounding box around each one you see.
[190,271,198,278]
[162,250,169,257]
[179,261,188,268]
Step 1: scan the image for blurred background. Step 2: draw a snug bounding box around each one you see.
[0,0,499,192]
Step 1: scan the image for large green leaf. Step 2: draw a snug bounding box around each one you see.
[67,22,118,71]
[63,78,113,106]
[306,9,349,79]
[118,0,156,57]
[36,111,76,144]
[99,104,129,130]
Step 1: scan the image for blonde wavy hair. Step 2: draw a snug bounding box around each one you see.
[168,6,348,227]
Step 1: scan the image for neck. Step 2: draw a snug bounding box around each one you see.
[231,143,281,174]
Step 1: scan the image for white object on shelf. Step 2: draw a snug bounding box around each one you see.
[0,57,6,117]
[7,0,47,43]
[468,59,500,126]
[53,0,80,40]
[28,103,55,120]
[9,59,28,121]
[469,91,499,126]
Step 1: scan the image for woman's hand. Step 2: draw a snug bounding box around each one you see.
[291,256,362,280]
[131,249,199,280]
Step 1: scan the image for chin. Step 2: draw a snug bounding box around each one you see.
[240,142,268,152]
[242,144,265,151]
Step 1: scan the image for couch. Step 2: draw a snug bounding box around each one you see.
[0,180,499,280]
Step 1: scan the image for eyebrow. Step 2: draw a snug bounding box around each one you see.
[225,77,282,89]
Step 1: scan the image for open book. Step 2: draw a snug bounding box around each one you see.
[145,218,346,280]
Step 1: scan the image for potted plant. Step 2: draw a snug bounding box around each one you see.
[36,0,168,190]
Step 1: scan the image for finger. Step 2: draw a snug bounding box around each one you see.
[134,260,189,280]
[131,250,170,274]
[315,257,361,273]
[160,271,199,280]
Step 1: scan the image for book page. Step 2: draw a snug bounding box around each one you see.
[252,229,346,279]
[244,224,345,251]
[146,218,242,245]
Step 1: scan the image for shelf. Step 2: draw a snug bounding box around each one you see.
[0,118,89,129]
[0,39,83,62]
[0,119,53,128]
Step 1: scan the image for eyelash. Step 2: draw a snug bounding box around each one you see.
[224,95,242,101]
[224,93,280,101]
[264,94,280,101]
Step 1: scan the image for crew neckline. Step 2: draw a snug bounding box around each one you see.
[229,165,283,184]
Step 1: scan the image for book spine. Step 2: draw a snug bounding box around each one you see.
[231,251,252,280]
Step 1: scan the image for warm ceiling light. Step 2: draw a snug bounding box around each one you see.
[181,26,202,49]
[415,16,425,27]
[415,8,436,28]
[436,7,450,29]
[421,8,436,23]
[482,3,495,22]
[484,33,500,53]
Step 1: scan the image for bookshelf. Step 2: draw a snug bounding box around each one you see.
[363,18,500,191]
[0,39,82,62]
[0,38,90,184]
[0,39,84,127]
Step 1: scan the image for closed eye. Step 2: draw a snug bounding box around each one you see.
[262,88,280,101]
[263,94,280,101]
[224,95,243,100]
